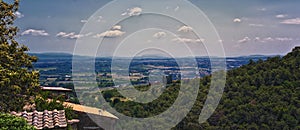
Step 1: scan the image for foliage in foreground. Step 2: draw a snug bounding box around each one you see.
[0,113,35,130]
[0,0,40,112]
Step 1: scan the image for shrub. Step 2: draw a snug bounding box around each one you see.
[0,113,35,130]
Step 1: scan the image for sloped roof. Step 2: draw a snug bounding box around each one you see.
[11,110,68,130]
[41,86,73,92]
[63,102,119,120]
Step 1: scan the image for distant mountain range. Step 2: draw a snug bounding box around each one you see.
[29,52,277,60]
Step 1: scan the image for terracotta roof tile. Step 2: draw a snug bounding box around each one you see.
[11,110,68,130]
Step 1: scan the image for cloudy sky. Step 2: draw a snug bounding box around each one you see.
[9,0,300,57]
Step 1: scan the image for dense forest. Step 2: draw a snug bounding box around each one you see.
[174,47,300,129]
[98,47,300,129]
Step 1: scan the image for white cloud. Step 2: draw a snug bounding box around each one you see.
[281,18,300,25]
[172,37,204,43]
[233,18,242,23]
[238,37,251,43]
[239,36,293,43]
[112,25,122,30]
[21,29,49,36]
[14,11,24,18]
[153,32,167,39]
[56,32,91,39]
[178,26,193,33]
[122,7,142,16]
[173,38,193,43]
[94,25,124,38]
[275,37,293,42]
[94,30,125,38]
[262,37,274,42]
[276,14,288,19]
[254,37,261,42]
[249,24,264,27]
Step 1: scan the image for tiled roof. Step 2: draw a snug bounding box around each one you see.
[11,110,68,130]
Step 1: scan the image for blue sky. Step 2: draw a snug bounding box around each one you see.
[9,0,300,57]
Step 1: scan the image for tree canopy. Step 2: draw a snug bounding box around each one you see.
[0,0,40,112]
[177,48,300,129]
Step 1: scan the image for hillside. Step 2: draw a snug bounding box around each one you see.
[175,47,300,129]
[97,47,300,129]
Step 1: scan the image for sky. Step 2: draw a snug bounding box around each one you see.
[7,0,300,57]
